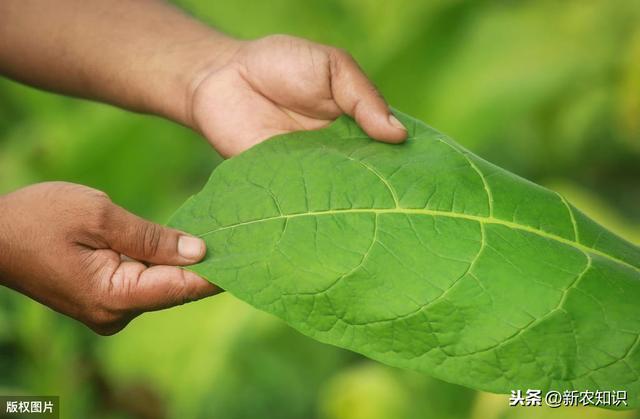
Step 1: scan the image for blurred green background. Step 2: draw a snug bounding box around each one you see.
[1,1,639,418]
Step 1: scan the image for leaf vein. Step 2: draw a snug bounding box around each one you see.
[197,208,639,273]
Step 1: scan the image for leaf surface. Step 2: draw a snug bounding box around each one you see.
[169,111,640,407]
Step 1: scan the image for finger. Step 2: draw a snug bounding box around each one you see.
[102,204,206,266]
[110,262,220,313]
[328,48,407,143]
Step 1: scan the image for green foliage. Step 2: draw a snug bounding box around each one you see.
[170,111,640,407]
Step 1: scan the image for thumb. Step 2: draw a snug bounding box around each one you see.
[102,203,206,265]
[328,48,407,143]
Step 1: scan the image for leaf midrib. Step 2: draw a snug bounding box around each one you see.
[196,207,640,273]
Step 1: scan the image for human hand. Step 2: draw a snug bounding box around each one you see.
[0,182,218,335]
[1,2,405,157]
[187,35,408,157]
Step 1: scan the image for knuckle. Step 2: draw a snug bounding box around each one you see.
[89,189,111,203]
[140,223,163,258]
[328,48,352,78]
[331,47,352,61]
[38,182,114,242]
[164,270,191,307]
[91,197,115,236]
[365,82,383,99]
[57,185,114,235]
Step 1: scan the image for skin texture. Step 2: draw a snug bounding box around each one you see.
[0,0,407,334]
[0,183,217,335]
[190,35,407,157]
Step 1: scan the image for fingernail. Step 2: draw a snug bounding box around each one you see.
[178,236,205,260]
[388,115,406,131]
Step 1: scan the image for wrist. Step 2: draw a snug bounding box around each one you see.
[151,32,244,130]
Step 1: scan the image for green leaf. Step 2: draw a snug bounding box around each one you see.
[169,111,640,408]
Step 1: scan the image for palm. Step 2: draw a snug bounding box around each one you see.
[190,35,406,157]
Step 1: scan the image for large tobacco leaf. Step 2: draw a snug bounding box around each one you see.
[169,111,640,407]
